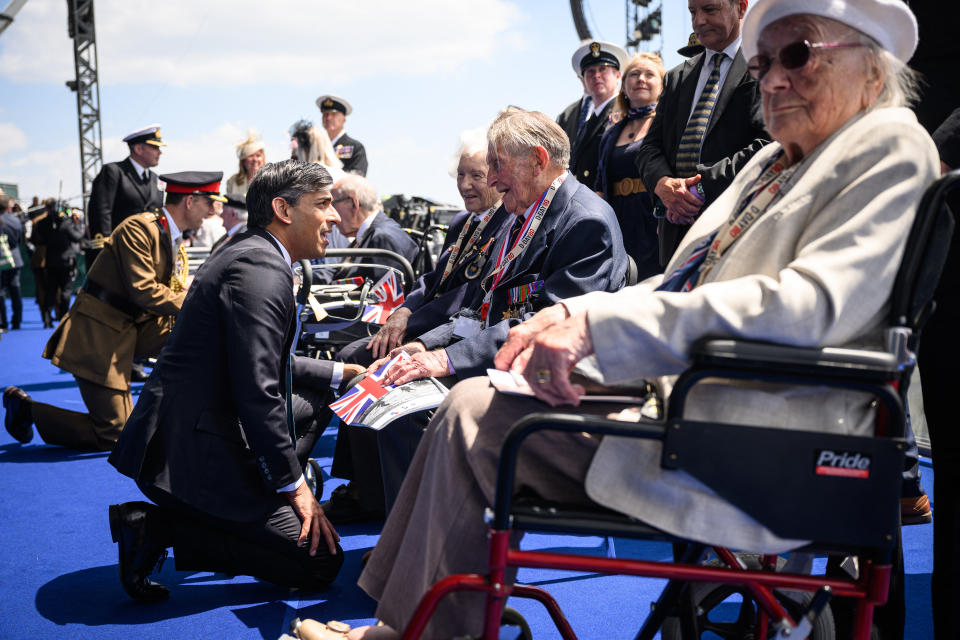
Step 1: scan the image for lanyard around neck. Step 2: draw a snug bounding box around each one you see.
[694,151,796,287]
[483,173,565,296]
[437,203,499,291]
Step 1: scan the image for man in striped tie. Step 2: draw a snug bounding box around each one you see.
[636,0,769,266]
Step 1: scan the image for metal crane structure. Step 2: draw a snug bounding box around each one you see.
[0,0,103,212]
[568,0,663,55]
[66,0,103,213]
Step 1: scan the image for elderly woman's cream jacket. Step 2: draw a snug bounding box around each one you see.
[563,106,939,551]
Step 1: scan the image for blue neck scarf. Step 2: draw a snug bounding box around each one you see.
[626,102,657,120]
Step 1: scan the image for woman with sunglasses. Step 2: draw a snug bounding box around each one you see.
[307,1,938,638]
[596,52,667,280]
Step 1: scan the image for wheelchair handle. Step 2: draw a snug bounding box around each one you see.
[322,248,416,292]
[297,260,313,305]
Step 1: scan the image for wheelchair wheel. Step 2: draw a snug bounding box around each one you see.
[304,458,323,499]
[500,606,532,640]
[661,556,836,639]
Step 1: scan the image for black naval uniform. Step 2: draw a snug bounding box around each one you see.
[557,98,615,191]
[332,133,368,176]
[85,158,162,267]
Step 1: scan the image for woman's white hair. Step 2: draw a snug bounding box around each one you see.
[448,128,489,178]
[801,14,921,109]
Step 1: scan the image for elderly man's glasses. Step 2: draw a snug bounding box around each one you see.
[748,40,866,80]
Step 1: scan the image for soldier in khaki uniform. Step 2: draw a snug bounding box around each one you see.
[3,172,227,450]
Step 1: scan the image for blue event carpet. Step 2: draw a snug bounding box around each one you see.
[0,297,934,639]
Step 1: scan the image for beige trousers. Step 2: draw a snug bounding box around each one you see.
[32,376,131,450]
[358,377,626,639]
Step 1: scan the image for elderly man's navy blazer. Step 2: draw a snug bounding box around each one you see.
[322,211,419,288]
[401,205,511,337]
[419,175,628,379]
[109,228,334,522]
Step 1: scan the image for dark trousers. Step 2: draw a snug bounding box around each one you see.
[337,334,378,367]
[0,266,22,328]
[140,484,344,589]
[46,264,77,320]
[137,386,342,588]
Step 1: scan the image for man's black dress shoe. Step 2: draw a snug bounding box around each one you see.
[321,483,384,524]
[3,386,34,444]
[108,502,170,602]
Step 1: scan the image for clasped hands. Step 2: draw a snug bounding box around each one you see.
[367,304,594,406]
[655,174,704,225]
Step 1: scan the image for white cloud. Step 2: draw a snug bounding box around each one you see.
[0,122,28,155]
[0,0,523,87]
[1,142,81,204]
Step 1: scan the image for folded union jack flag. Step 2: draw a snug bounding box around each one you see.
[329,352,409,425]
[361,271,405,325]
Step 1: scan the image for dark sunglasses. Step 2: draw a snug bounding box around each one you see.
[747,40,866,80]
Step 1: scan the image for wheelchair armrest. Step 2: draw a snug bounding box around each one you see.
[690,338,900,377]
[492,412,665,530]
[671,338,906,431]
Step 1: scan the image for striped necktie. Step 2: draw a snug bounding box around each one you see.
[675,53,725,177]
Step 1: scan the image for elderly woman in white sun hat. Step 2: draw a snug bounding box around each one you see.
[300,1,940,638]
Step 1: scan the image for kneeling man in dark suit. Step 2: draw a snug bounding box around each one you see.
[108,160,360,601]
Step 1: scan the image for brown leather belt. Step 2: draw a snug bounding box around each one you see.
[612,177,647,197]
[82,279,143,319]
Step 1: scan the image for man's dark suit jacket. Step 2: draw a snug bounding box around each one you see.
[321,211,418,288]
[636,49,768,264]
[36,213,85,268]
[557,97,616,191]
[418,176,628,379]
[87,157,162,242]
[401,206,510,338]
[109,228,334,522]
[334,133,368,176]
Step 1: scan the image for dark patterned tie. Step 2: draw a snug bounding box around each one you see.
[675,53,725,177]
[507,215,525,248]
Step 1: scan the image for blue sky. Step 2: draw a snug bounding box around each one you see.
[0,0,691,208]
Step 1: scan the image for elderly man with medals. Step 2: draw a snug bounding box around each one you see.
[373,108,628,388]
[325,130,512,524]
[3,172,226,451]
[338,129,511,367]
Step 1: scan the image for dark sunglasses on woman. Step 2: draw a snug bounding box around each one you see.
[748,40,866,80]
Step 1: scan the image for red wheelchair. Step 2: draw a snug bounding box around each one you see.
[398,172,960,640]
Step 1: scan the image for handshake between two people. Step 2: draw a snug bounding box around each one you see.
[364,303,596,407]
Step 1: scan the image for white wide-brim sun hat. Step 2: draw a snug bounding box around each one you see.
[741,0,918,63]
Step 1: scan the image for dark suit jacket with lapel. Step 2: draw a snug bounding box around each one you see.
[400,206,511,338]
[87,157,163,241]
[557,97,615,190]
[109,228,335,522]
[635,49,769,262]
[322,211,419,288]
[418,176,628,380]
[334,133,369,176]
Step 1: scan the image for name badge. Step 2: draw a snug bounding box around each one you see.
[453,312,483,339]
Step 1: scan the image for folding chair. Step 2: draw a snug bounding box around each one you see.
[400,171,960,640]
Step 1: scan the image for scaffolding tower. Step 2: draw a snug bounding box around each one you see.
[66,0,102,213]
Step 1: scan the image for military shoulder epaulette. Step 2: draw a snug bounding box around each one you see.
[90,233,106,250]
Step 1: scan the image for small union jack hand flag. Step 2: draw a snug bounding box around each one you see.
[329,352,409,425]
[360,271,405,325]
